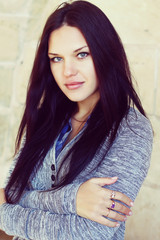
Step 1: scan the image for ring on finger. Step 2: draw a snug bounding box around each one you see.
[111,191,116,199]
[110,200,116,209]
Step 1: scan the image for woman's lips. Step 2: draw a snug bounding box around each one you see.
[65,82,84,90]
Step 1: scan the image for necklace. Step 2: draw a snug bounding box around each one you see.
[72,116,87,123]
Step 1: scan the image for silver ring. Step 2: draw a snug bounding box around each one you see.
[111,191,116,199]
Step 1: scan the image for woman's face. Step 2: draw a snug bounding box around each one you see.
[48,25,99,104]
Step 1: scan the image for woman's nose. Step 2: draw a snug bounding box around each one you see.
[63,60,77,77]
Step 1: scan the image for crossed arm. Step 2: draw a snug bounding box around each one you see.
[0,175,136,240]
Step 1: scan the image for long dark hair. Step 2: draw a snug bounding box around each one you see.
[5,0,146,203]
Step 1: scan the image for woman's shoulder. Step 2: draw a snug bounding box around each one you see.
[127,107,151,124]
[119,107,153,141]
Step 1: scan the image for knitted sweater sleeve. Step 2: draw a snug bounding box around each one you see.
[19,183,82,214]
[0,201,131,240]
[94,111,153,203]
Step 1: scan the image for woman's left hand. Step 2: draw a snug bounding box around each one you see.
[76,177,133,227]
[0,188,6,205]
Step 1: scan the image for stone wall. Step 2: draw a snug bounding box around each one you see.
[0,0,159,239]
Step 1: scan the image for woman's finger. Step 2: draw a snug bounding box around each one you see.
[114,191,134,207]
[99,204,130,222]
[109,200,133,216]
[92,213,120,227]
[104,198,132,216]
[105,189,134,207]
[104,208,127,222]
[90,177,118,186]
[88,178,134,207]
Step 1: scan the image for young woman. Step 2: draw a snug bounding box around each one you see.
[0,1,153,239]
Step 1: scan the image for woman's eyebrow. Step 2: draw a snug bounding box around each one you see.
[73,45,88,53]
[48,46,88,56]
[48,52,58,56]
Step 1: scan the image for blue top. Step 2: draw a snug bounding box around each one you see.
[0,108,153,240]
[55,119,72,159]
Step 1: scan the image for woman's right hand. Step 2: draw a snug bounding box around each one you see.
[76,177,134,227]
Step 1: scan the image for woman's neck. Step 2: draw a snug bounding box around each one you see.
[73,91,100,121]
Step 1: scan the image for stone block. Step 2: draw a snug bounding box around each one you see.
[26,0,59,42]
[88,0,160,45]
[0,160,12,188]
[156,83,160,117]
[29,0,49,17]
[7,112,22,159]
[0,106,22,165]
[0,0,28,14]
[125,186,160,240]
[125,45,156,115]
[0,18,20,61]
[25,17,43,42]
[13,42,37,104]
[0,115,8,160]
[0,67,13,107]
[155,52,160,116]
[146,116,160,184]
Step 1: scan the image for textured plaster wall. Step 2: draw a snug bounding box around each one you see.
[0,0,159,239]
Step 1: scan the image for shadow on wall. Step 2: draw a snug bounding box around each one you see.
[0,230,13,240]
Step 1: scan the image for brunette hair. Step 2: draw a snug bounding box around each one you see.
[5,0,146,203]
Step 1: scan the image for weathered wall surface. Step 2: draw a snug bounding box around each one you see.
[0,0,159,239]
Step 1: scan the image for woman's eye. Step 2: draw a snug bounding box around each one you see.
[50,57,62,63]
[77,52,89,59]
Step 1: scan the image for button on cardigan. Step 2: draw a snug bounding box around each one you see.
[0,108,153,240]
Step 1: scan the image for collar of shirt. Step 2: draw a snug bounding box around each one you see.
[55,117,89,159]
[55,119,72,159]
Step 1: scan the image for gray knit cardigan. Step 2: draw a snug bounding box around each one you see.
[0,108,153,240]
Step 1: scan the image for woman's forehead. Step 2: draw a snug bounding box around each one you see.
[48,25,88,54]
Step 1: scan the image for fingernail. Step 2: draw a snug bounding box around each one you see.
[111,176,118,180]
[130,202,134,207]
[124,216,127,221]
[116,223,120,227]
[129,211,133,216]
